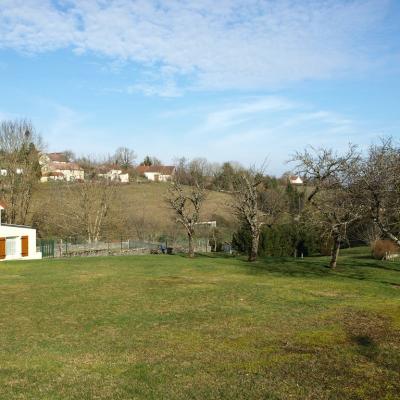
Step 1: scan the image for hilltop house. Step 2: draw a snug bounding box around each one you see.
[40,153,84,182]
[136,165,175,182]
[98,164,129,183]
[289,175,304,185]
[0,202,42,261]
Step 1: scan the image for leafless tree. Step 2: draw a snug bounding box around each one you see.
[166,181,206,257]
[45,179,117,243]
[113,147,137,169]
[63,150,76,162]
[354,221,382,246]
[292,145,361,268]
[0,119,43,224]
[231,167,266,262]
[352,138,400,247]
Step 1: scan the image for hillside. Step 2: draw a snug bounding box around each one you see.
[30,182,235,241]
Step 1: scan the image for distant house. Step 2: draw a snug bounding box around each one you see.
[0,202,42,261]
[0,167,24,176]
[41,171,65,182]
[136,165,175,182]
[40,153,84,182]
[98,164,129,183]
[289,175,303,185]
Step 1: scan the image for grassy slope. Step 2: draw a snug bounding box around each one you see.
[0,248,399,399]
[32,182,234,239]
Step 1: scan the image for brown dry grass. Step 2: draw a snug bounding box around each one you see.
[30,182,235,240]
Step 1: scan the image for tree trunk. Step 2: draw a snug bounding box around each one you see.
[329,235,340,269]
[248,228,259,262]
[188,233,195,258]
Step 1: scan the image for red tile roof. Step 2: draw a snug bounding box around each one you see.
[49,162,83,171]
[48,153,68,163]
[136,165,175,175]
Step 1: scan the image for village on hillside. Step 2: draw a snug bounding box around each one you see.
[39,152,176,183]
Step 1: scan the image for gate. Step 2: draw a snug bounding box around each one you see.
[39,240,55,258]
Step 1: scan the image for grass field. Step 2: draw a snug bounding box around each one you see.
[0,248,399,399]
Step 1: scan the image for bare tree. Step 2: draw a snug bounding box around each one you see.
[113,147,136,169]
[231,167,266,262]
[45,179,117,243]
[166,181,206,257]
[356,138,400,246]
[63,150,76,162]
[0,119,43,224]
[292,145,361,268]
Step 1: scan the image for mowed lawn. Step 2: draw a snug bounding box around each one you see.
[0,249,399,399]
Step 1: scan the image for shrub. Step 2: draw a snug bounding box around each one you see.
[232,223,321,257]
[371,239,400,260]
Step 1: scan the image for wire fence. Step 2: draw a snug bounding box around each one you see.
[37,237,221,258]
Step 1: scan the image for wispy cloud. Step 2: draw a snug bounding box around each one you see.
[0,0,394,94]
[202,97,295,131]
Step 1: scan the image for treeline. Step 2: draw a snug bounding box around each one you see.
[1,119,400,268]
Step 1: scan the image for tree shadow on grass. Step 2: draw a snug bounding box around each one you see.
[233,255,400,287]
[176,251,400,287]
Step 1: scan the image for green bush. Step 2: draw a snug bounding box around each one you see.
[232,223,320,257]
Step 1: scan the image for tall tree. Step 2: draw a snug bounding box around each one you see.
[0,119,43,224]
[140,156,162,166]
[292,145,361,268]
[113,147,136,169]
[166,181,206,258]
[231,167,266,262]
[44,179,118,243]
[356,138,400,245]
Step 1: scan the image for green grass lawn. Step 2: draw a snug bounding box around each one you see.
[0,248,399,399]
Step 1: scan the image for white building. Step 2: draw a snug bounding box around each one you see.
[40,153,85,182]
[289,175,304,185]
[0,203,42,261]
[98,165,129,183]
[136,165,175,182]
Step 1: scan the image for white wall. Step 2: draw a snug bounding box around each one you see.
[0,225,42,261]
[144,172,171,182]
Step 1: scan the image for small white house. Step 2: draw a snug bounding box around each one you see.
[136,165,175,182]
[0,203,42,261]
[98,165,130,183]
[289,175,304,185]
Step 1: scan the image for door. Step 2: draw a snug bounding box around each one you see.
[0,238,5,259]
[21,236,29,257]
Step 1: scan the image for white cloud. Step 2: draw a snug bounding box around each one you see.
[202,97,295,131]
[0,0,393,93]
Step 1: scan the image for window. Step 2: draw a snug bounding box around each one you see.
[6,237,17,256]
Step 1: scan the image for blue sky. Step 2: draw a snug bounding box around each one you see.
[0,0,399,174]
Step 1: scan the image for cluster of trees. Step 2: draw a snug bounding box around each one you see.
[228,140,400,268]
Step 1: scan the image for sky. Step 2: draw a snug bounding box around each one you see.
[0,0,399,174]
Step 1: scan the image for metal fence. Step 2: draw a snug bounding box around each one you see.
[37,237,228,259]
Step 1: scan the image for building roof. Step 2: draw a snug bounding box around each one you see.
[49,162,83,171]
[97,164,123,174]
[48,152,68,163]
[0,200,6,209]
[136,165,175,175]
